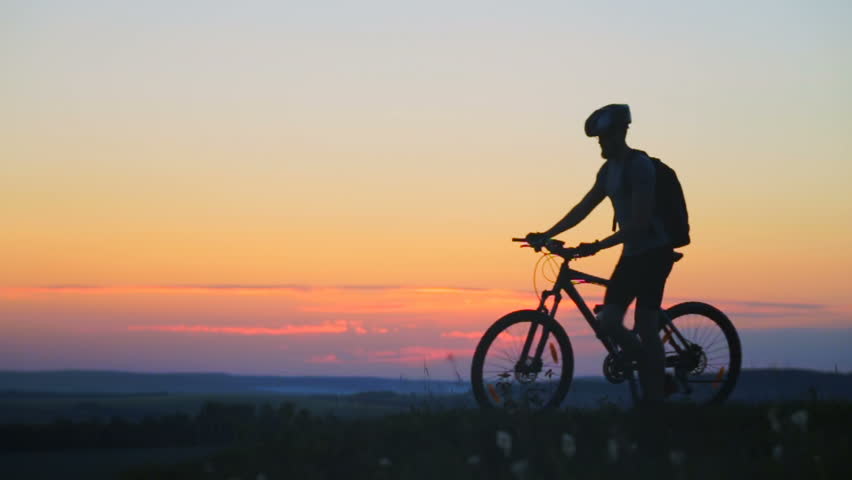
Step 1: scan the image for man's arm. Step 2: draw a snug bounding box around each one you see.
[541,176,606,238]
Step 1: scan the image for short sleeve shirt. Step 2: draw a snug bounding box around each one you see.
[597,150,670,256]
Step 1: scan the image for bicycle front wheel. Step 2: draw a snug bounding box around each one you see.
[661,302,742,405]
[471,310,574,410]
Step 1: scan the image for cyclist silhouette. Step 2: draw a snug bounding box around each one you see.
[526,104,676,405]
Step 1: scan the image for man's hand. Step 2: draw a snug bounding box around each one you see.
[575,241,602,257]
[525,232,549,250]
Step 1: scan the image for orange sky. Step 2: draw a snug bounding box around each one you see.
[2,1,852,376]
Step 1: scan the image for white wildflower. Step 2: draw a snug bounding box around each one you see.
[669,449,686,466]
[496,430,513,457]
[772,444,783,461]
[767,407,781,433]
[378,457,392,467]
[790,409,809,432]
[510,459,529,479]
[561,433,576,458]
[467,455,481,465]
[607,438,619,463]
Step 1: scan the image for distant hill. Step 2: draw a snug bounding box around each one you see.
[0,370,467,396]
[1,368,849,404]
[728,368,852,402]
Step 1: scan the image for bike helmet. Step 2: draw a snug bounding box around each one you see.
[584,104,631,137]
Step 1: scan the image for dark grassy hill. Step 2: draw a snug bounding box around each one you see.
[3,397,851,479]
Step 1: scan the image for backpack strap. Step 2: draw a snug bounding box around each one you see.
[610,149,643,232]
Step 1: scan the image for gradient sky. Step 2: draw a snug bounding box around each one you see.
[2,1,851,378]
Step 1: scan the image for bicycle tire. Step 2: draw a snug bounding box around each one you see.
[661,301,742,405]
[471,309,574,410]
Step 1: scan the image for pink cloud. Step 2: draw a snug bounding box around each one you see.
[411,288,485,294]
[441,330,482,339]
[127,320,349,336]
[307,354,341,364]
[299,303,409,314]
[361,346,474,365]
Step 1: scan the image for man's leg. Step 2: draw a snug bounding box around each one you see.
[598,304,641,360]
[635,307,664,402]
[600,255,641,360]
[634,247,675,404]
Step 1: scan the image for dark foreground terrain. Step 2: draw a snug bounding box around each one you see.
[1,369,850,479]
[2,399,851,480]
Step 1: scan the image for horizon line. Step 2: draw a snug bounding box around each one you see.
[1,366,848,378]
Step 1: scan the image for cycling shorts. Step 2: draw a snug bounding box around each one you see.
[604,246,675,310]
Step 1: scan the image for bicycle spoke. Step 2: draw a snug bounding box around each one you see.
[705,330,724,349]
[705,353,730,361]
[485,365,511,377]
[695,323,712,348]
[704,344,729,355]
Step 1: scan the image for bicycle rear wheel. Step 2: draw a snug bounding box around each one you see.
[660,302,741,405]
[471,310,574,410]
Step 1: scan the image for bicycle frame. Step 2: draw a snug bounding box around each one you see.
[517,256,693,372]
[518,258,614,366]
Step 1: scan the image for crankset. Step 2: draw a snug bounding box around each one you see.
[602,352,637,384]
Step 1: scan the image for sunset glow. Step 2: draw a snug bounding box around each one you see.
[3,285,850,377]
[2,1,851,377]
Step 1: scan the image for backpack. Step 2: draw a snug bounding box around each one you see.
[609,150,691,248]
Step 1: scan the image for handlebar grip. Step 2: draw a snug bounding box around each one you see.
[511,237,527,242]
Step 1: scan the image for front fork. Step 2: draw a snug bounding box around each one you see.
[516,291,562,374]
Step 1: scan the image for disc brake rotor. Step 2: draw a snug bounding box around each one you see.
[514,357,541,384]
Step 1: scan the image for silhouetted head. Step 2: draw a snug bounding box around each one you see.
[585,104,631,159]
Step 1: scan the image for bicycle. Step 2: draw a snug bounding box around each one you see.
[470,237,742,410]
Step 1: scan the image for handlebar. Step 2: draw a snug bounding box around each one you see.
[512,237,585,259]
[513,237,684,263]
